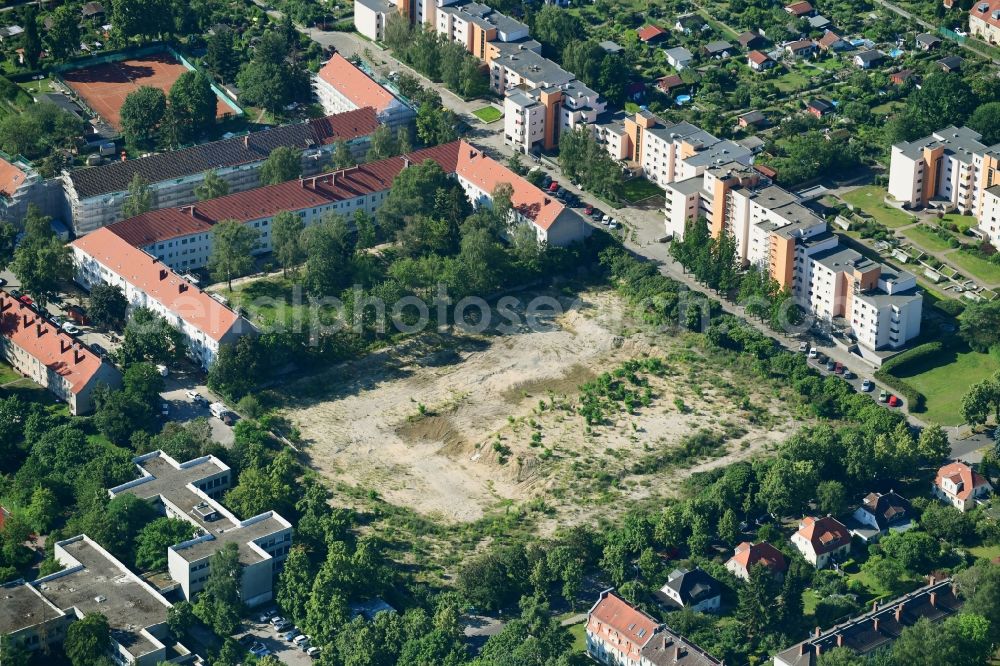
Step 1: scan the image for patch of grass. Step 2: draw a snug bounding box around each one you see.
[949,250,1000,285]
[0,360,21,385]
[939,213,977,232]
[618,177,663,204]
[841,186,917,228]
[893,344,1000,426]
[969,543,1000,562]
[902,224,955,253]
[567,620,587,653]
[472,106,503,123]
[773,70,810,92]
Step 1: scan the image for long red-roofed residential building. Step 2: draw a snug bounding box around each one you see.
[0,290,121,414]
[70,229,256,369]
[791,516,851,568]
[102,140,588,272]
[313,54,415,132]
[586,589,722,666]
[932,461,992,512]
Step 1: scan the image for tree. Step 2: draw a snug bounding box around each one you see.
[168,71,216,144]
[416,102,458,146]
[271,210,305,276]
[968,102,1000,145]
[10,205,72,307]
[277,546,313,623]
[119,86,167,147]
[117,307,186,367]
[861,555,905,594]
[64,613,111,666]
[303,214,354,296]
[960,299,1000,352]
[961,375,1000,426]
[355,210,377,250]
[208,220,257,289]
[167,600,196,639]
[0,220,15,274]
[259,146,301,185]
[88,283,129,330]
[46,5,80,61]
[816,480,847,516]
[532,5,585,57]
[120,173,153,219]
[737,564,780,639]
[817,648,865,666]
[135,518,197,570]
[21,8,41,69]
[25,485,59,533]
[917,424,950,466]
[718,508,740,545]
[193,543,242,635]
[331,139,355,170]
[367,125,398,162]
[205,28,240,82]
[194,170,230,201]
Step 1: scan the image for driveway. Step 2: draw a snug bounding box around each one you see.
[160,374,235,447]
[236,615,316,665]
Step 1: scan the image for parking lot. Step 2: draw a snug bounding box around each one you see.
[235,610,317,665]
[801,341,905,410]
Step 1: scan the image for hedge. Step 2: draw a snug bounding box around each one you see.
[873,341,943,413]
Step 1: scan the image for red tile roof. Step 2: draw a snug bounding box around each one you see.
[785,0,813,14]
[787,39,816,51]
[971,0,1000,29]
[108,140,569,243]
[748,50,771,65]
[70,229,243,343]
[587,591,659,658]
[729,541,788,573]
[796,516,851,555]
[0,156,26,198]
[818,30,844,49]
[935,461,991,500]
[657,74,684,91]
[317,53,398,113]
[0,291,106,394]
[637,25,667,41]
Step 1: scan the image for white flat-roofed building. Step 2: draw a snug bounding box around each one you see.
[109,451,293,608]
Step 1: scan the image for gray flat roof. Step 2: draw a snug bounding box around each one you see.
[750,185,798,210]
[492,43,575,86]
[668,176,706,196]
[356,0,394,10]
[894,125,986,162]
[40,538,169,659]
[0,582,63,635]
[683,139,753,167]
[812,245,872,271]
[172,513,290,565]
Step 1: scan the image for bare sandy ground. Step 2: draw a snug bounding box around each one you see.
[283,290,797,522]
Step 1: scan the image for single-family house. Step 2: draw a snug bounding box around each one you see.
[818,30,849,51]
[656,74,685,94]
[849,491,913,542]
[738,30,766,49]
[890,69,915,85]
[933,461,992,512]
[666,46,695,70]
[726,541,788,581]
[937,55,963,72]
[854,49,885,69]
[638,24,668,43]
[791,516,851,568]
[808,14,831,29]
[674,12,707,34]
[655,567,722,613]
[738,135,766,153]
[0,25,24,42]
[915,33,941,50]
[785,39,817,57]
[785,0,815,16]
[748,49,775,71]
[806,97,834,118]
[738,110,767,128]
[81,2,105,18]
[703,40,735,57]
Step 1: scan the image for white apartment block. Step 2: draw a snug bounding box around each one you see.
[0,536,197,666]
[313,54,415,133]
[888,125,1000,246]
[70,228,255,369]
[109,451,293,608]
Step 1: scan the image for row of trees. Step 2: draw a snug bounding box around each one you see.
[558,126,624,200]
[120,70,217,148]
[384,15,489,99]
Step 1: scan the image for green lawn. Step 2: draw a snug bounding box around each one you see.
[0,360,20,385]
[618,177,663,203]
[841,186,917,228]
[893,346,1000,426]
[472,106,503,123]
[871,100,905,115]
[774,71,811,92]
[939,213,978,232]
[948,250,1000,285]
[969,543,1000,562]
[567,621,587,653]
[902,224,955,253]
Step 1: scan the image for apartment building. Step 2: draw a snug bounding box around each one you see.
[70,229,256,368]
[102,141,588,263]
[970,0,1000,43]
[108,451,293,607]
[773,578,961,665]
[586,589,722,666]
[435,0,529,59]
[62,109,380,234]
[665,163,923,352]
[354,0,396,41]
[0,290,121,414]
[313,54,416,132]
[0,535,196,666]
[594,111,752,187]
[503,77,605,153]
[0,151,41,222]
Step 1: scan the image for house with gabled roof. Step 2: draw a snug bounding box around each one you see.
[655,567,722,613]
[791,516,851,568]
[748,49,776,71]
[726,541,788,580]
[849,491,912,542]
[785,39,817,58]
[817,30,849,51]
[638,25,668,43]
[933,461,992,512]
[784,0,814,16]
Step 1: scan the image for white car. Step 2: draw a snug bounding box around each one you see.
[808,347,818,359]
[61,322,80,335]
[601,215,610,225]
[861,379,873,392]
[293,634,310,646]
[798,342,808,353]
[156,364,169,377]
[306,646,321,658]
[608,222,619,230]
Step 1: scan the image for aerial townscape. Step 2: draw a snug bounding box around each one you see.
[3,0,1000,663]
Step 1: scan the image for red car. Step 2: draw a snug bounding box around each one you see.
[834,362,844,374]
[17,295,33,306]
[888,395,900,407]
[584,205,594,215]
[548,182,559,192]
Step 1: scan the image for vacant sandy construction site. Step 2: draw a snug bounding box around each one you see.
[283,289,797,522]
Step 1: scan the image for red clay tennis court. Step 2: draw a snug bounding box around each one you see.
[61,51,231,131]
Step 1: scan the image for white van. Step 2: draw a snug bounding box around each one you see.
[209,402,227,419]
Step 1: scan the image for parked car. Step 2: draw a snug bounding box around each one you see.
[601,215,610,225]
[798,342,808,353]
[825,360,836,372]
[257,609,275,623]
[608,221,619,230]
[879,389,889,403]
[861,379,873,392]
[888,395,900,407]
[156,364,169,377]
[274,619,292,632]
[186,390,205,403]
[584,205,593,215]
[90,343,108,358]
[61,322,80,335]
[283,629,301,641]
[307,646,322,658]
[834,362,844,374]
[0,277,6,287]
[808,347,818,359]
[293,635,310,646]
[249,643,270,657]
[161,403,169,417]
[590,209,603,221]
[17,294,32,306]
[269,616,287,627]
[547,181,559,192]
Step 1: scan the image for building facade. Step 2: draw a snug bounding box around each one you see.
[313,54,416,132]
[932,461,993,512]
[70,229,256,369]
[791,516,852,568]
[970,0,1000,43]
[63,109,380,234]
[0,290,121,414]
[108,451,293,608]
